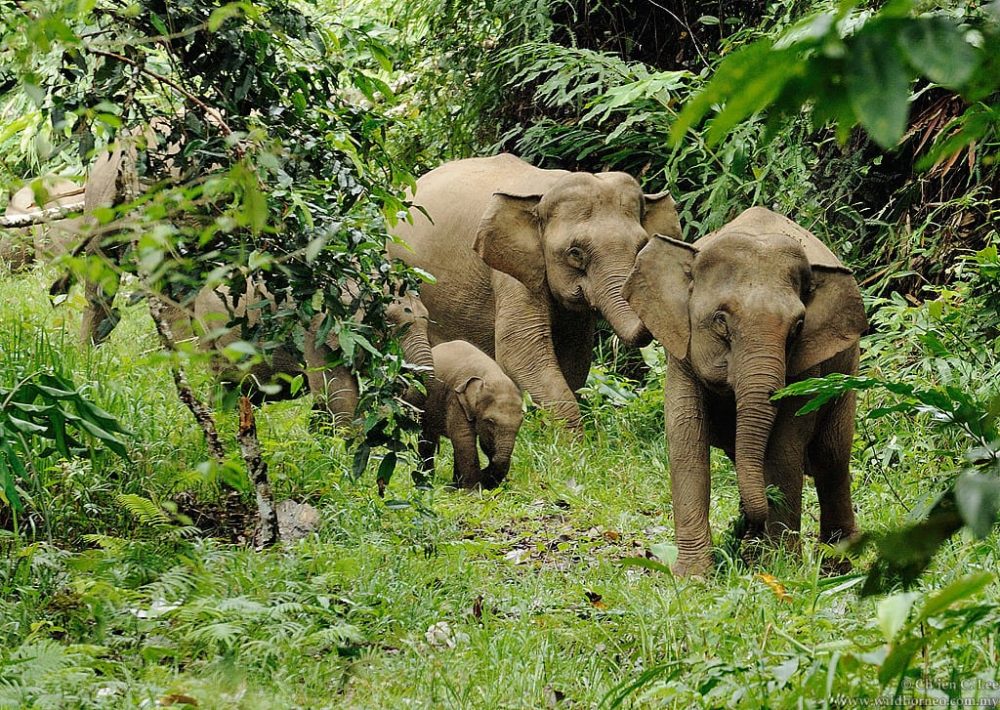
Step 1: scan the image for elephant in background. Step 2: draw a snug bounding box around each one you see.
[302,289,434,426]
[419,340,524,489]
[1,177,85,271]
[388,153,681,430]
[190,281,434,427]
[624,207,868,576]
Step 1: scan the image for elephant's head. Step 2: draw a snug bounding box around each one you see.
[473,172,681,347]
[455,375,523,489]
[624,207,867,526]
[386,291,434,374]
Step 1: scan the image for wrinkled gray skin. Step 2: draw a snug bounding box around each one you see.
[419,340,524,488]
[1,178,85,271]
[388,154,681,430]
[193,283,434,427]
[624,207,868,576]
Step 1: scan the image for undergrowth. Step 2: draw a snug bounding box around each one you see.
[1,254,998,707]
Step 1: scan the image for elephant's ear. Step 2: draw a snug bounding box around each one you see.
[473,192,545,292]
[789,265,868,375]
[84,144,126,213]
[642,192,682,239]
[455,376,485,422]
[622,235,696,360]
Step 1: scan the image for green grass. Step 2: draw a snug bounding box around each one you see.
[1,266,998,709]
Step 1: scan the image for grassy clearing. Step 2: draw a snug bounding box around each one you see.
[1,267,998,708]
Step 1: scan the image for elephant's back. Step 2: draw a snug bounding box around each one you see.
[432,339,507,386]
[389,155,565,354]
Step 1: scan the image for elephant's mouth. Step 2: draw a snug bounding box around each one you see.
[557,290,590,312]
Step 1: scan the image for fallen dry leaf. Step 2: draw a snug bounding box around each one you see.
[757,573,792,603]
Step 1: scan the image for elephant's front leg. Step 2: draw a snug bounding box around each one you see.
[303,324,359,429]
[665,358,713,576]
[445,398,483,488]
[494,276,581,429]
[760,401,812,549]
[417,436,438,480]
[552,312,596,394]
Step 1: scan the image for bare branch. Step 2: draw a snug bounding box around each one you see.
[87,47,241,152]
[238,396,279,548]
[148,295,227,464]
[0,201,86,228]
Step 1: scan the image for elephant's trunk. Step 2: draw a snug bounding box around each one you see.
[401,327,434,373]
[483,436,516,488]
[594,272,652,347]
[732,345,785,528]
[399,324,434,409]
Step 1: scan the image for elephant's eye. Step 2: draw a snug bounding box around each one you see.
[789,317,805,342]
[712,311,729,339]
[566,246,587,270]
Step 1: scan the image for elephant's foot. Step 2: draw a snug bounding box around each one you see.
[817,527,858,575]
[764,524,802,554]
[479,463,509,489]
[308,406,357,436]
[452,469,484,490]
[671,552,714,578]
[818,553,853,576]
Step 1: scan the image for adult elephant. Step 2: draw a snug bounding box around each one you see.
[1,177,85,271]
[623,207,868,576]
[388,154,681,429]
[189,281,434,427]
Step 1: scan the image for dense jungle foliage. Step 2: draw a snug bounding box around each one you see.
[0,0,998,706]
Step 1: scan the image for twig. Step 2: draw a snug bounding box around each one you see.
[87,48,239,148]
[238,396,279,548]
[0,200,86,228]
[148,295,227,464]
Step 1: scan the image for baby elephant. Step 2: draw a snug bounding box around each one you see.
[420,340,524,489]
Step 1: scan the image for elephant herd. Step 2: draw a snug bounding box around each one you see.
[1,152,868,576]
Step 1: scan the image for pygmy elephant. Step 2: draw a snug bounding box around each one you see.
[388,154,681,430]
[419,340,524,489]
[1,177,85,271]
[302,290,434,425]
[623,207,868,576]
[191,282,434,427]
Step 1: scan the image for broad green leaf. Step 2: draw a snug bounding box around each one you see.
[5,414,48,436]
[916,572,994,622]
[351,442,371,480]
[0,450,23,511]
[706,47,800,145]
[771,657,799,687]
[77,419,129,459]
[878,636,922,685]
[955,472,1000,538]
[208,3,244,32]
[376,452,397,488]
[649,543,679,567]
[899,16,979,90]
[876,592,918,642]
[670,41,777,146]
[845,25,912,149]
